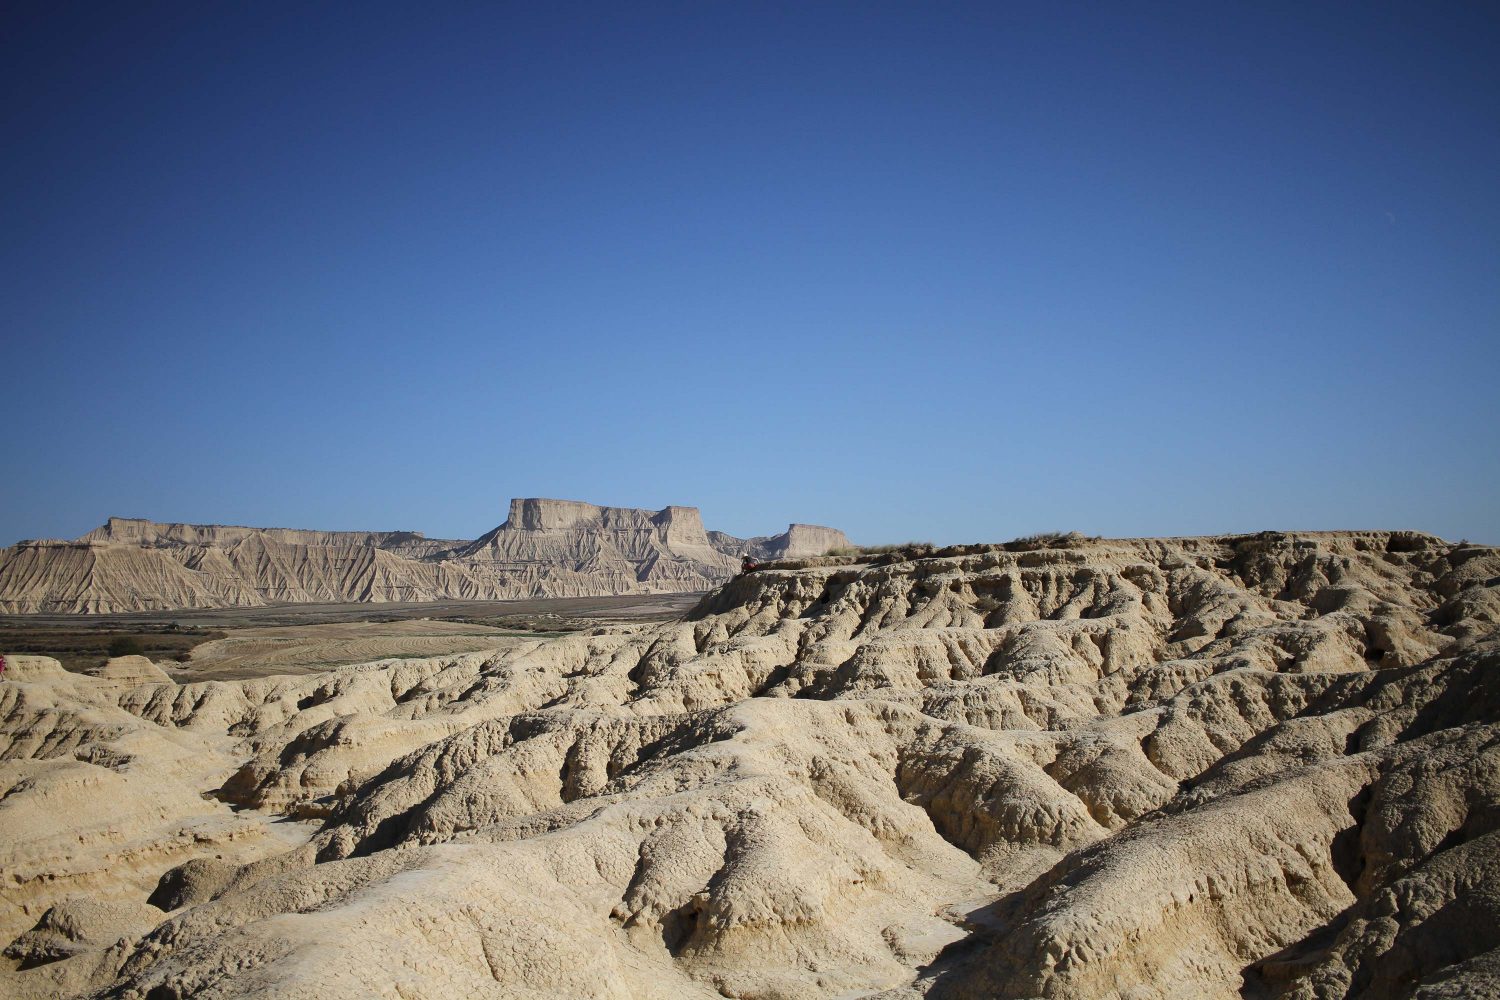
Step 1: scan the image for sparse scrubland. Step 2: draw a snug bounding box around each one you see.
[829,533,1099,561]
[0,624,226,672]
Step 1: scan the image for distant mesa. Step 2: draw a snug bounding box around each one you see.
[0,500,851,614]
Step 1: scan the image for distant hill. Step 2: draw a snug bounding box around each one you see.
[0,499,850,613]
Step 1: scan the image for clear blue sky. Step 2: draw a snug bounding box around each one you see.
[3,2,1497,546]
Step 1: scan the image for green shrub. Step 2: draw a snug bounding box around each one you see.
[1002,531,1093,552]
[107,636,144,657]
[861,541,934,555]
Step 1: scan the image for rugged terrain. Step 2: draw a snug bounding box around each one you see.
[0,499,849,613]
[2,529,1497,999]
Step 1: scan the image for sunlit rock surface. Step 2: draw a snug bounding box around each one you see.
[0,500,850,613]
[1,529,1497,998]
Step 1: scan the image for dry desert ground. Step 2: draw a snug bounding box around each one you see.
[2,530,1498,999]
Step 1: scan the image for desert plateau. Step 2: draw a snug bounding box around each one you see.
[7,5,1496,998]
[0,500,848,615]
[3,529,1498,998]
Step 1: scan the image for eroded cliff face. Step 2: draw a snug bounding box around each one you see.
[0,501,852,613]
[1,530,1496,999]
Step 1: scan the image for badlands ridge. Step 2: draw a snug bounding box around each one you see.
[2,529,1498,998]
[0,498,850,613]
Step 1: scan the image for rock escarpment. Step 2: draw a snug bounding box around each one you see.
[1,529,1497,999]
[0,501,850,613]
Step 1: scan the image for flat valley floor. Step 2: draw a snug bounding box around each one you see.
[0,592,701,679]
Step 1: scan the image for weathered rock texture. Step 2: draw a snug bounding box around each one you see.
[1,529,1497,999]
[0,500,849,613]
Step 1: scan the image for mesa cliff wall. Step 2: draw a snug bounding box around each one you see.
[0,500,851,614]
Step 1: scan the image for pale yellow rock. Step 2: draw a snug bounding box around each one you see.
[1,655,69,683]
[82,655,175,687]
[0,529,1495,999]
[0,502,851,613]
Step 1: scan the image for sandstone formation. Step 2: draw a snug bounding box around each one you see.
[1,529,1497,998]
[0,500,850,613]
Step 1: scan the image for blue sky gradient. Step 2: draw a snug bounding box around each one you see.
[3,2,1497,545]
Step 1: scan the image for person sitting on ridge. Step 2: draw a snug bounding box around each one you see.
[740,554,760,575]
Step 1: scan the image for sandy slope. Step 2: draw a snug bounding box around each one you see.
[1,530,1497,999]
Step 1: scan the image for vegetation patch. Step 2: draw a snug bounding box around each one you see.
[999,530,1095,552]
[0,623,227,672]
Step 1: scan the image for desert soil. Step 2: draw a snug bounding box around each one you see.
[0,593,700,680]
[1,532,1497,999]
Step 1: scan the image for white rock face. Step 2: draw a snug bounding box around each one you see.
[774,523,853,558]
[1,529,1497,1000]
[0,501,852,613]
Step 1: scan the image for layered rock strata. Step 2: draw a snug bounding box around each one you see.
[0,529,1496,999]
[0,500,850,613]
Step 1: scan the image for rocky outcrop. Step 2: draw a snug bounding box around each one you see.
[78,516,459,556]
[0,501,851,613]
[709,522,850,561]
[770,522,851,558]
[3,529,1493,999]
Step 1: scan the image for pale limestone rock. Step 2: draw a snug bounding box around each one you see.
[0,502,852,613]
[1,655,69,683]
[0,529,1494,999]
[82,655,175,688]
